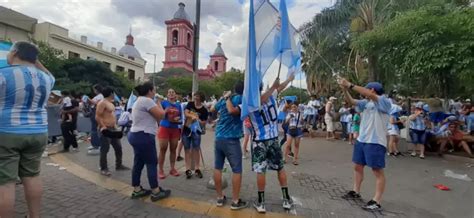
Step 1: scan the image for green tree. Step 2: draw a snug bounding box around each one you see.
[352,4,474,98]
[36,41,66,77]
[280,86,309,103]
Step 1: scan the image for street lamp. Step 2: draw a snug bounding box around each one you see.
[146,52,157,88]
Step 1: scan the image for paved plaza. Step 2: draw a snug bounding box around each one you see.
[15,132,474,218]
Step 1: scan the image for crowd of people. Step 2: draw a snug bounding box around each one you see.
[1,41,473,218]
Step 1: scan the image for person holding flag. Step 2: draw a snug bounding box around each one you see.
[248,75,295,213]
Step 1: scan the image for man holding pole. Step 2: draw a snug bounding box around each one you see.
[337,77,391,212]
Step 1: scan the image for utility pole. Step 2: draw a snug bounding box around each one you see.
[146,52,157,88]
[192,0,201,94]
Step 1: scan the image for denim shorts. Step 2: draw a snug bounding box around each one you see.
[182,132,201,150]
[287,127,303,138]
[214,138,242,173]
[352,141,386,169]
[410,129,427,144]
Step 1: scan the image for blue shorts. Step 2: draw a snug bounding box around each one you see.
[287,127,303,138]
[352,141,386,169]
[214,138,242,173]
[409,129,426,144]
[182,132,201,150]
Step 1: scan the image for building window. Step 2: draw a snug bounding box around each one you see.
[187,33,192,48]
[128,56,135,61]
[68,51,80,59]
[128,69,135,80]
[172,30,178,45]
[102,62,111,68]
[87,56,96,60]
[214,61,219,71]
[116,65,125,72]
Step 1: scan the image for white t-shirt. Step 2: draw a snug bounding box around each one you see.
[63,96,72,108]
[130,96,158,135]
[356,96,392,147]
[286,112,303,128]
[339,107,351,122]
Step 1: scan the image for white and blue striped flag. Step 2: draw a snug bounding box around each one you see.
[241,0,302,120]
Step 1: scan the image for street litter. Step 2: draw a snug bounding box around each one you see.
[444,170,472,182]
[434,184,450,191]
[45,163,59,167]
[59,167,67,170]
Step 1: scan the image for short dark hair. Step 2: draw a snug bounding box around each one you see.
[11,41,39,64]
[101,86,114,98]
[134,82,154,96]
[234,80,244,95]
[62,90,70,96]
[93,84,103,93]
[194,91,206,101]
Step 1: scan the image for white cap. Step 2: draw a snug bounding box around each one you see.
[329,96,337,101]
[466,99,471,102]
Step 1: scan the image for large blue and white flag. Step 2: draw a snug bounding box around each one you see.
[242,0,260,120]
[126,91,137,110]
[277,0,291,54]
[0,41,12,68]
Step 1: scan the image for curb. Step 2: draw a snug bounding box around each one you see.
[50,154,299,218]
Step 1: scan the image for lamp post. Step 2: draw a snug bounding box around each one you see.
[192,0,201,94]
[146,52,157,88]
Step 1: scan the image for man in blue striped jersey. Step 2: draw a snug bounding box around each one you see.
[248,75,294,213]
[0,41,55,218]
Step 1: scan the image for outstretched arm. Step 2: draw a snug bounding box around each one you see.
[338,78,379,102]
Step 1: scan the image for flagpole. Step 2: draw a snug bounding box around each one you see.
[277,53,282,79]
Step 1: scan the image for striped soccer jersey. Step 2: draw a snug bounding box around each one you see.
[0,65,55,134]
[249,95,279,141]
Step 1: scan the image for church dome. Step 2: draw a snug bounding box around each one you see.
[213,42,226,56]
[173,2,190,21]
[118,33,142,59]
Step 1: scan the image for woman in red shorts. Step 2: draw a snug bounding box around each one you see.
[158,89,183,179]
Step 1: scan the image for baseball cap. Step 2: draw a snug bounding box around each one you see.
[329,96,337,101]
[365,82,384,95]
[415,102,424,109]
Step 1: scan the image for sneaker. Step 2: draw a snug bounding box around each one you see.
[100,170,111,176]
[341,191,361,200]
[185,170,193,179]
[116,165,130,171]
[419,154,425,159]
[410,152,417,157]
[195,169,203,179]
[72,148,79,152]
[169,169,180,177]
[131,187,152,199]
[282,198,294,210]
[361,200,382,211]
[253,200,266,213]
[216,196,227,207]
[87,145,94,150]
[231,199,248,210]
[176,156,184,161]
[395,152,403,156]
[150,187,171,202]
[88,149,100,155]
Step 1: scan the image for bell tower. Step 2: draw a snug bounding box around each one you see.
[163,2,194,72]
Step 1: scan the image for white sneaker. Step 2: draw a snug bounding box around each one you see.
[87,145,94,150]
[72,148,78,152]
[253,201,266,213]
[87,149,100,155]
[410,152,417,157]
[282,198,294,210]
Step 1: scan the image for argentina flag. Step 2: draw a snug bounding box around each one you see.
[0,41,12,68]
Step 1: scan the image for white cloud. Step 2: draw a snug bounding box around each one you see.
[2,0,332,85]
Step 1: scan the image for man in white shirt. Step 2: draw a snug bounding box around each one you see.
[339,102,351,140]
[87,84,104,155]
[338,78,391,212]
[306,96,320,130]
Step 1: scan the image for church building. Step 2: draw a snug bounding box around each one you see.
[162,2,227,80]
